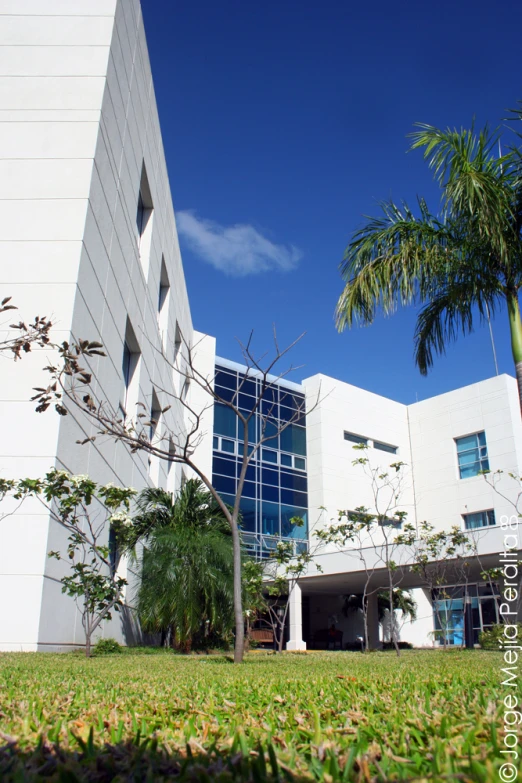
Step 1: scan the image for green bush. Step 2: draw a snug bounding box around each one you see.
[479,623,522,650]
[94,637,123,655]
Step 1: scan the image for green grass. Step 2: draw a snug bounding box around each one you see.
[0,649,515,782]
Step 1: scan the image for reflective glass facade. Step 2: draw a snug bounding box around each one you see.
[432,582,500,645]
[212,362,308,558]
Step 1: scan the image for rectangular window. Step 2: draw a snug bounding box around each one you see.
[136,163,154,278]
[378,516,402,528]
[173,322,182,363]
[261,448,278,464]
[121,321,140,417]
[220,438,235,454]
[456,431,489,478]
[280,424,306,456]
[463,509,496,530]
[214,402,237,438]
[149,390,161,442]
[373,440,397,454]
[157,257,170,351]
[344,431,368,445]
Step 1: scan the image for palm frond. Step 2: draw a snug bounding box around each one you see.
[409,123,517,264]
[336,200,457,330]
[414,273,503,375]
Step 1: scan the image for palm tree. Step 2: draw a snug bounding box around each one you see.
[342,588,417,624]
[336,116,522,412]
[132,480,235,651]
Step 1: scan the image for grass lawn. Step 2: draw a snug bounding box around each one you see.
[0,649,512,782]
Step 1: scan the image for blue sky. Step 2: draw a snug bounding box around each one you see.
[142,0,521,404]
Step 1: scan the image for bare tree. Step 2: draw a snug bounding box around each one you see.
[32,329,320,663]
[317,444,412,655]
[0,296,52,359]
[262,521,324,653]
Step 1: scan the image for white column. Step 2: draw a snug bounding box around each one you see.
[286,583,306,651]
[367,593,381,650]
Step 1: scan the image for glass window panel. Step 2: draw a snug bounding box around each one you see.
[242,481,257,499]
[280,453,292,467]
[280,424,306,456]
[294,456,306,471]
[136,192,145,237]
[221,438,235,454]
[481,597,498,626]
[456,432,489,479]
[456,434,479,453]
[373,441,397,454]
[281,489,308,507]
[215,370,237,389]
[281,506,308,539]
[238,393,256,412]
[214,403,237,438]
[213,474,236,494]
[261,467,279,485]
[262,386,278,404]
[344,431,368,445]
[262,484,279,503]
[280,471,308,492]
[239,497,257,532]
[460,463,478,479]
[279,392,303,411]
[279,405,294,422]
[213,455,236,478]
[262,449,278,464]
[245,463,257,482]
[215,385,236,403]
[218,493,235,512]
[463,510,495,529]
[261,400,279,418]
[239,378,257,396]
[261,502,280,536]
[260,420,279,448]
[213,436,219,450]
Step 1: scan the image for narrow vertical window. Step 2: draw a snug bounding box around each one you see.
[157,257,170,351]
[174,322,182,363]
[136,163,154,278]
[121,321,140,417]
[456,432,489,478]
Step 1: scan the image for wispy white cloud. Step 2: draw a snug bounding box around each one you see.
[176,210,302,277]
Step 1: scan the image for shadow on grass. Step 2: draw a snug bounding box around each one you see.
[0,735,305,783]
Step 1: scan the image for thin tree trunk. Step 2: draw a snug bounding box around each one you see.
[362,587,370,652]
[507,289,522,415]
[231,517,244,663]
[388,575,400,657]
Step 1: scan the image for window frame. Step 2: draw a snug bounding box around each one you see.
[455,431,489,479]
[462,509,496,530]
[344,431,368,445]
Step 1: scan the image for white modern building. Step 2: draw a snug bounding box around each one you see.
[0,0,520,652]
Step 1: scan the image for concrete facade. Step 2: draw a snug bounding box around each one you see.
[0,0,204,651]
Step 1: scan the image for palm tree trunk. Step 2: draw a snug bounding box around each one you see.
[507,289,522,415]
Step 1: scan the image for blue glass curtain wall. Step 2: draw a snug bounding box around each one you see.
[212,364,308,556]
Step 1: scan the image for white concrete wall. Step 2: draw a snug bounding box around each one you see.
[0,0,197,651]
[408,375,522,543]
[188,331,216,484]
[303,373,415,549]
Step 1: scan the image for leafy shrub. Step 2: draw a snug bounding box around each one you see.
[479,623,522,650]
[94,637,122,655]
